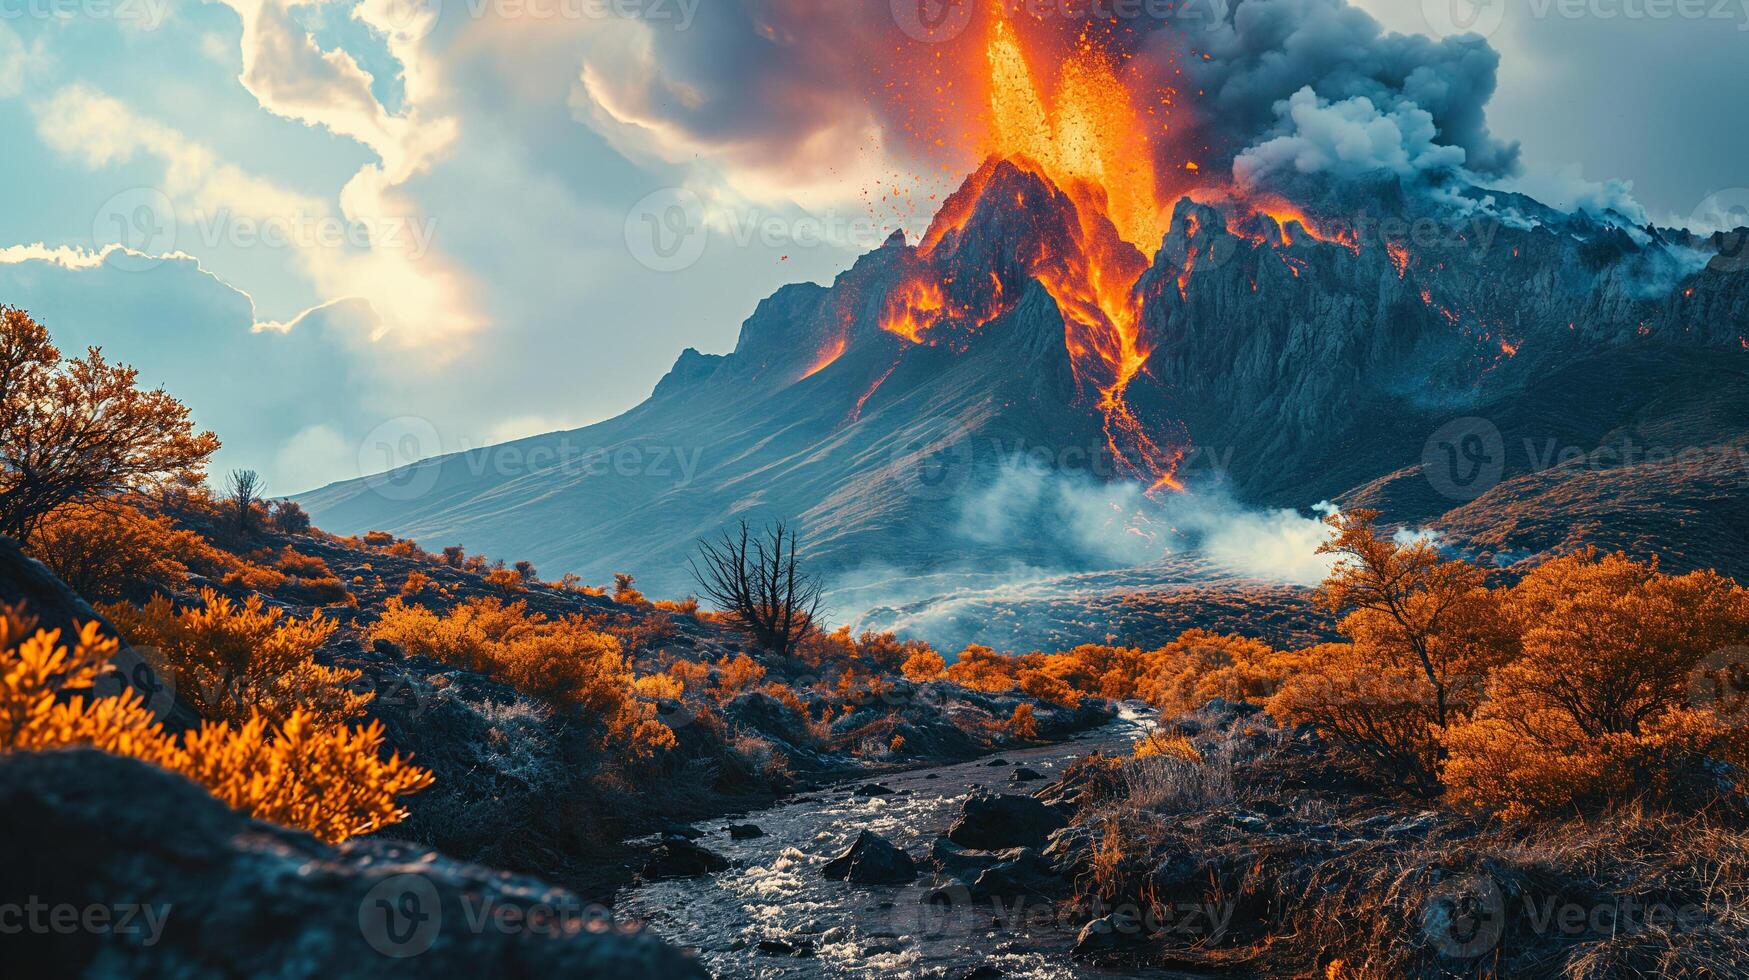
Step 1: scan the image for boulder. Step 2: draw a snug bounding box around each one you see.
[0,749,706,977]
[727,823,765,840]
[969,848,1065,901]
[641,836,730,879]
[948,793,1068,850]
[852,783,896,797]
[820,830,918,885]
[1008,767,1045,784]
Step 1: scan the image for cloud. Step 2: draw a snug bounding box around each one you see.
[1160,0,1520,181]
[0,22,48,98]
[1234,86,1468,186]
[1485,164,1649,226]
[32,83,477,345]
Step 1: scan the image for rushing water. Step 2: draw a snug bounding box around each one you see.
[617,707,1181,979]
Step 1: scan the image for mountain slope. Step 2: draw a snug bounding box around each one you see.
[302,161,1749,605]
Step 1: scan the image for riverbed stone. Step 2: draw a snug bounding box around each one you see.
[821,830,918,885]
[948,792,1068,850]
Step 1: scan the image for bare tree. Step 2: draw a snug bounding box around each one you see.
[689,520,824,659]
[227,469,263,533]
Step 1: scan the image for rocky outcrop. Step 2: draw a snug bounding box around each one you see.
[0,749,705,978]
[948,792,1069,850]
[821,830,918,885]
[640,835,731,880]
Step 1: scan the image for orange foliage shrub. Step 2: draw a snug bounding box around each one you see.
[483,568,525,593]
[370,598,674,757]
[1265,511,1514,794]
[362,531,395,548]
[30,502,191,600]
[613,573,648,607]
[715,654,767,698]
[1018,667,1077,706]
[1443,550,1749,819]
[0,606,430,842]
[101,589,361,727]
[948,645,1019,693]
[901,649,946,683]
[400,571,433,597]
[666,659,711,693]
[221,562,288,593]
[1142,630,1286,717]
[654,597,700,615]
[1007,703,1039,739]
[275,546,330,578]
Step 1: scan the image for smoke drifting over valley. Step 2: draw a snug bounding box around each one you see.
[832,456,1339,651]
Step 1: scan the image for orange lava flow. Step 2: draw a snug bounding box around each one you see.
[801,336,847,379]
[979,14,1181,490]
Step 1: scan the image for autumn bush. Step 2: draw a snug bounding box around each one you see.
[100,589,364,727]
[30,502,192,601]
[1141,630,1285,716]
[0,605,430,842]
[948,644,1019,693]
[370,597,675,757]
[901,648,946,682]
[1442,550,1749,819]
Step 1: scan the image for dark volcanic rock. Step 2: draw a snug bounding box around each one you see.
[641,836,730,879]
[1073,909,1151,962]
[970,848,1065,901]
[0,749,704,977]
[727,823,765,840]
[821,830,918,885]
[1008,766,1045,783]
[852,782,896,797]
[948,792,1068,850]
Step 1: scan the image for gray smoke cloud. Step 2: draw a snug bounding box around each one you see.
[1157,0,1521,181]
[574,0,1522,204]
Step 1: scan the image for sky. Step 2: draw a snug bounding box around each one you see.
[0,0,1744,495]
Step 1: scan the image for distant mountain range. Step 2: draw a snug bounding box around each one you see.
[301,159,1749,646]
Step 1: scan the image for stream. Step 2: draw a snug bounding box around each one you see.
[618,706,1179,979]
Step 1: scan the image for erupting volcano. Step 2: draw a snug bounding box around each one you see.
[305,4,1749,610]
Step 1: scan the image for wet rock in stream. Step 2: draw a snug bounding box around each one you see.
[821,830,919,885]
